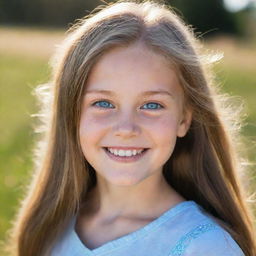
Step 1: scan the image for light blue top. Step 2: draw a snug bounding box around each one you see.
[50,200,245,256]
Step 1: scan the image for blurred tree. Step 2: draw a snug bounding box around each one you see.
[38,0,102,27]
[0,0,27,24]
[233,4,256,39]
[168,0,240,37]
[0,0,245,37]
[0,0,101,28]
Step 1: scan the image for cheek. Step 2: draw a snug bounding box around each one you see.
[80,111,110,134]
[148,115,180,150]
[79,113,107,151]
[147,114,180,135]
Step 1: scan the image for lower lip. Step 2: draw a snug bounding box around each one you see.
[103,148,149,163]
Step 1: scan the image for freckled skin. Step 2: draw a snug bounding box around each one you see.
[79,44,191,186]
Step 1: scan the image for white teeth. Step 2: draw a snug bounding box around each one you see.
[107,148,144,157]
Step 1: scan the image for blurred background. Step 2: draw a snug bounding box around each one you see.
[0,0,256,254]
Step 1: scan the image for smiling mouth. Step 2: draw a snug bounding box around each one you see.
[104,147,148,154]
[102,147,149,162]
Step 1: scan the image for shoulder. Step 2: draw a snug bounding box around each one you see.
[168,222,245,256]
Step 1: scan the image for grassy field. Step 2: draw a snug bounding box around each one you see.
[0,26,255,254]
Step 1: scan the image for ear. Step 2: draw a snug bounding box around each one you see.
[177,109,192,138]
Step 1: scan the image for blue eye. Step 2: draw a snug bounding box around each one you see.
[92,100,114,108]
[92,100,163,110]
[141,102,163,110]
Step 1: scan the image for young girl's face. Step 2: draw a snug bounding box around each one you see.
[79,44,191,186]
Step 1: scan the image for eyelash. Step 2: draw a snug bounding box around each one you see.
[91,99,164,110]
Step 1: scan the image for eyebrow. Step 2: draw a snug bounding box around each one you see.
[85,89,174,97]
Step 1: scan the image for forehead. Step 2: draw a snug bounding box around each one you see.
[85,44,182,96]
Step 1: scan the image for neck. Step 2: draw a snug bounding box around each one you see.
[82,173,185,220]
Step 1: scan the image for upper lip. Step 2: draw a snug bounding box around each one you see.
[104,146,149,150]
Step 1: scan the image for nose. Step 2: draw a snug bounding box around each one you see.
[113,111,140,138]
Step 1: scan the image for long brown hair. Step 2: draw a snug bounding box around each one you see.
[4,1,256,255]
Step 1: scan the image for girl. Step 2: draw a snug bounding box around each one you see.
[5,1,256,255]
